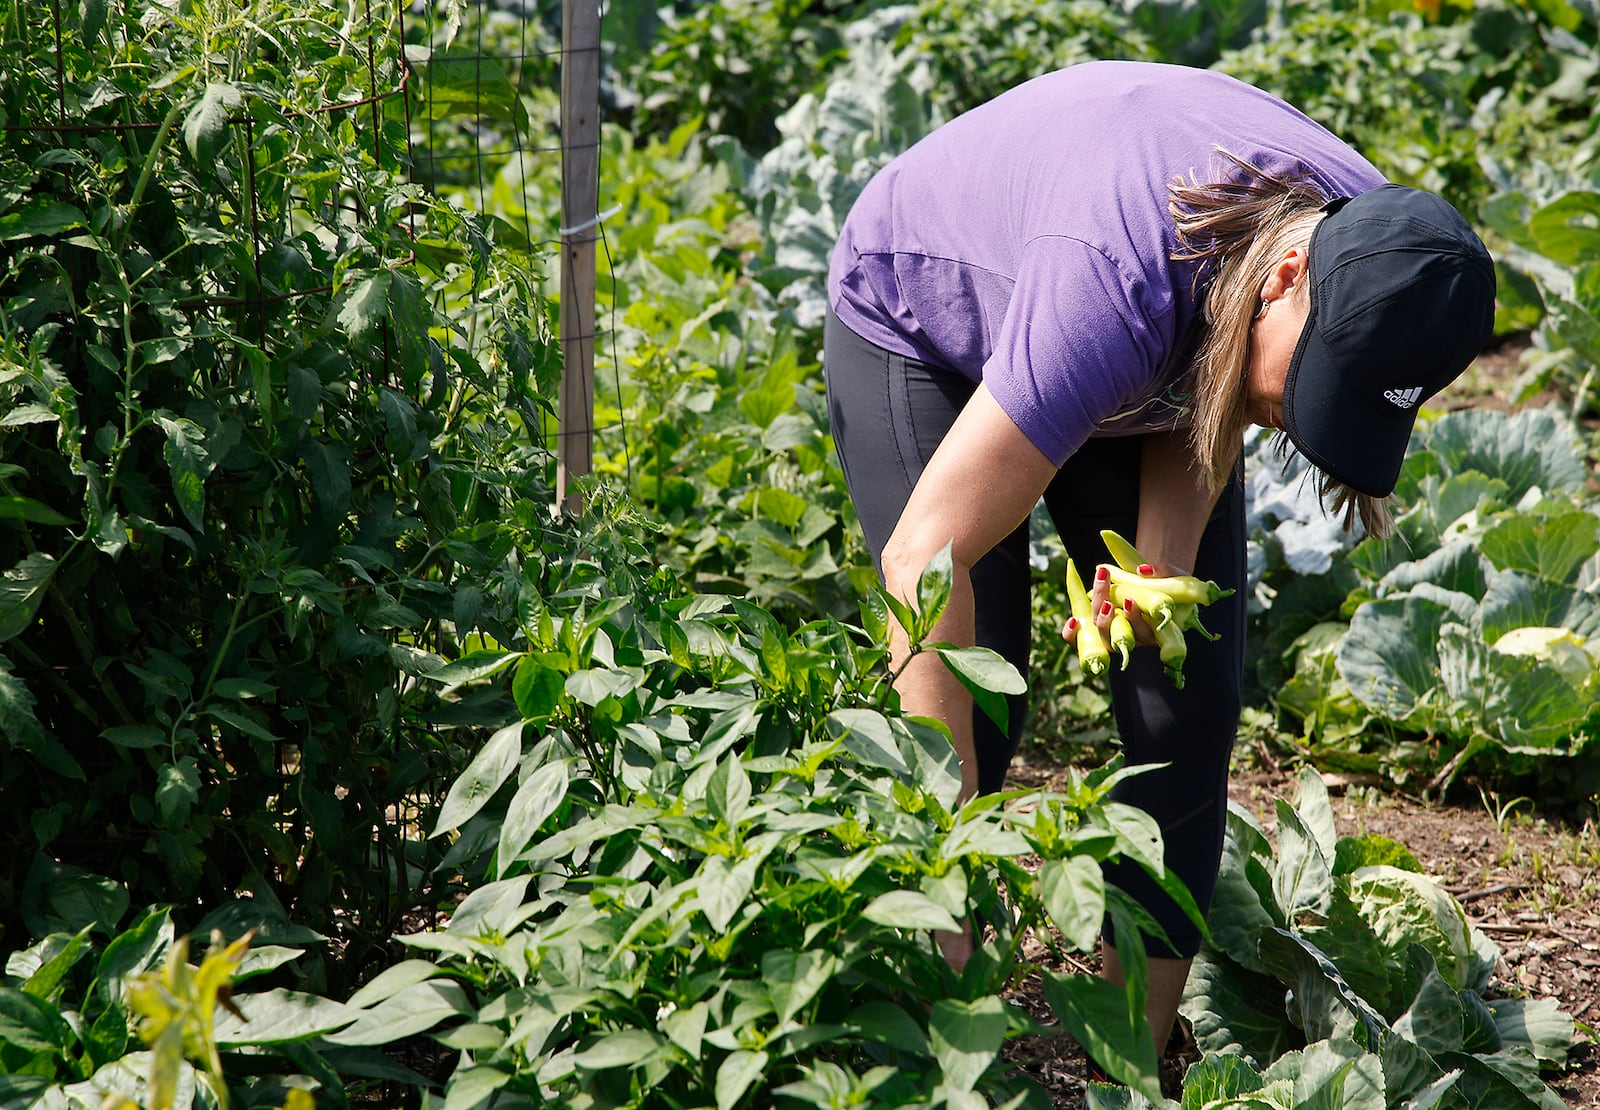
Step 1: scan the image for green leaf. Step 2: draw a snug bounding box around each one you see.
[413,51,527,133]
[496,760,569,875]
[1332,835,1422,876]
[1268,1037,1385,1110]
[512,655,565,719]
[78,0,110,41]
[749,485,807,528]
[213,988,355,1045]
[914,543,954,637]
[1036,856,1105,953]
[566,666,643,706]
[426,649,519,688]
[203,705,277,742]
[1435,1047,1565,1109]
[337,270,393,338]
[928,996,1007,1093]
[1528,191,1600,266]
[1256,929,1388,1050]
[706,752,752,827]
[431,722,522,836]
[183,81,242,163]
[875,585,918,644]
[154,414,213,532]
[1205,809,1279,974]
[324,980,470,1046]
[1272,802,1333,921]
[1479,569,1600,644]
[0,199,87,242]
[0,986,72,1054]
[825,708,909,775]
[843,1001,929,1055]
[443,1066,511,1110]
[1422,409,1587,500]
[1180,1051,1265,1107]
[0,552,57,643]
[22,856,128,938]
[1481,510,1599,584]
[1041,970,1162,1101]
[0,403,59,429]
[573,1029,666,1070]
[763,948,839,1026]
[1336,594,1455,725]
[1488,997,1573,1067]
[737,378,793,428]
[95,908,175,1005]
[715,1048,768,1110]
[1179,945,1297,1069]
[101,725,166,749]
[859,584,891,646]
[19,928,91,1001]
[443,876,531,938]
[343,960,441,1010]
[302,438,352,516]
[698,853,759,934]
[661,1000,709,1058]
[935,644,1025,732]
[0,496,74,526]
[1345,867,1491,993]
[860,890,962,933]
[154,755,200,825]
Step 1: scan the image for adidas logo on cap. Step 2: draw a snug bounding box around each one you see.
[1383,385,1424,409]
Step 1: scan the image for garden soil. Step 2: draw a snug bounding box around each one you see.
[1002,754,1600,1108]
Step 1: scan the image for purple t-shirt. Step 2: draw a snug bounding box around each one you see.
[827,61,1387,466]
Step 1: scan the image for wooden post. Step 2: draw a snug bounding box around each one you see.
[557,0,601,514]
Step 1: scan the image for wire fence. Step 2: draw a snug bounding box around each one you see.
[402,0,606,507]
[17,0,604,506]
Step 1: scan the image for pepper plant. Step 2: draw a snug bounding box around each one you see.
[338,549,1206,1108]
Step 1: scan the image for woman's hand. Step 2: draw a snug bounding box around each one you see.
[1062,561,1166,651]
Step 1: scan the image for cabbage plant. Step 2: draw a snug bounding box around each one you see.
[1267,408,1600,795]
[1172,769,1575,1110]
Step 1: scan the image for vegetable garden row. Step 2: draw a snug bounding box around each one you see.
[1,1,1597,1107]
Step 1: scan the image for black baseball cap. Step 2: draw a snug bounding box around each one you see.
[1282,184,1497,498]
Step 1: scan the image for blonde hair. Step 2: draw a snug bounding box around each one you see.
[1168,149,1395,538]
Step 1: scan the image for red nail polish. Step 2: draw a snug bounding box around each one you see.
[1124,598,1135,613]
[1100,600,1113,618]
[1095,566,1109,582]
[1138,563,1155,576]
[1066,617,1079,632]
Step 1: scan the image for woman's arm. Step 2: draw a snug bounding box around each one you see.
[1132,425,1228,576]
[1075,426,1231,649]
[879,384,1059,803]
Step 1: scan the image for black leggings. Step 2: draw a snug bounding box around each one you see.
[824,308,1245,958]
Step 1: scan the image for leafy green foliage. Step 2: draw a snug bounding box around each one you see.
[1480,170,1600,416]
[1179,768,1574,1108]
[331,554,1204,1107]
[1260,409,1600,798]
[889,0,1156,114]
[0,0,554,974]
[1217,1,1600,218]
[620,0,868,152]
[0,906,383,1109]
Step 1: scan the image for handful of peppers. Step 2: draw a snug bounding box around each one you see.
[1064,529,1233,689]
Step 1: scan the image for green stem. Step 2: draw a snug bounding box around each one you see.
[119,97,187,255]
[879,645,921,709]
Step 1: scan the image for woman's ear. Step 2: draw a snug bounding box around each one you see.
[1258,246,1310,304]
